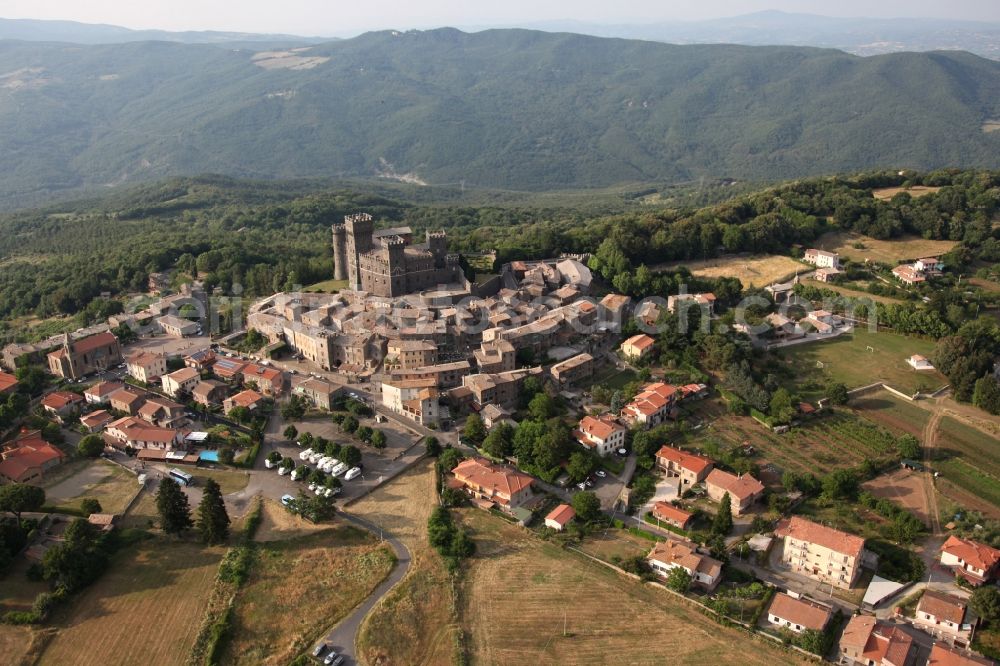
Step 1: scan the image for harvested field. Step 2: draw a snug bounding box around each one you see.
[356,461,460,666]
[190,468,250,494]
[851,392,931,438]
[0,625,52,666]
[43,459,138,514]
[652,254,803,288]
[576,529,655,563]
[222,527,395,665]
[254,497,329,541]
[457,508,805,666]
[38,541,223,666]
[863,468,931,526]
[872,186,942,201]
[814,230,956,264]
[775,327,945,397]
[120,486,158,529]
[0,553,50,612]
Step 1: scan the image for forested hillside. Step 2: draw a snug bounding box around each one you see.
[1,28,1000,208]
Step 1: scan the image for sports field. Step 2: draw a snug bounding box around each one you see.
[38,541,223,666]
[457,508,804,666]
[653,254,803,288]
[814,230,955,264]
[774,328,946,397]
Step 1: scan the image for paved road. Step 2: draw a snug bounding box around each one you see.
[312,512,412,666]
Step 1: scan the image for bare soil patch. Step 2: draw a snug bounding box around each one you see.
[814,230,956,265]
[254,497,331,541]
[652,254,803,288]
[863,468,932,526]
[872,186,942,201]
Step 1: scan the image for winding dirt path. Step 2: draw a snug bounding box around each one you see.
[920,397,945,535]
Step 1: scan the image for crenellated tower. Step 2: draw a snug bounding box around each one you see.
[331,224,348,281]
[344,213,374,290]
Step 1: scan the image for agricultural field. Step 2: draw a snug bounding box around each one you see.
[862,469,932,527]
[871,186,942,201]
[456,508,804,666]
[356,461,461,666]
[38,541,224,666]
[652,254,803,288]
[0,624,49,666]
[850,391,931,439]
[814,230,956,264]
[576,528,658,564]
[687,410,903,481]
[805,280,905,305]
[774,327,945,397]
[42,459,139,515]
[222,526,395,665]
[0,554,50,613]
[932,417,1000,515]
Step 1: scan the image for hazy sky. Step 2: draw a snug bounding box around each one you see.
[3,0,999,36]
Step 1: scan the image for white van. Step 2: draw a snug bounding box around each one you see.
[344,467,362,481]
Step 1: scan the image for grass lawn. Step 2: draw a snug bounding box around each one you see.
[0,553,51,613]
[651,254,803,288]
[356,461,462,666]
[120,487,158,529]
[774,327,946,397]
[43,459,139,515]
[815,230,956,264]
[302,278,348,293]
[576,529,652,564]
[457,508,804,666]
[222,526,395,665]
[38,540,224,666]
[850,391,931,439]
[190,468,250,494]
[933,417,1000,513]
[589,366,637,390]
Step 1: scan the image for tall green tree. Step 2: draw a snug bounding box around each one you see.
[155,477,193,536]
[196,479,230,545]
[462,413,486,444]
[571,491,601,523]
[77,435,105,458]
[713,492,733,536]
[0,483,45,528]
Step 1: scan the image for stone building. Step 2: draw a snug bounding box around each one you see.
[332,213,462,297]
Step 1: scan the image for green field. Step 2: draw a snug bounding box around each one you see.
[933,417,1000,510]
[850,391,931,438]
[302,279,348,293]
[775,328,946,398]
[589,366,637,390]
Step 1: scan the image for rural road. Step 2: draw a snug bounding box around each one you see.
[314,512,412,666]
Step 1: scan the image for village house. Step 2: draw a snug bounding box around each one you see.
[927,644,994,666]
[47,331,122,380]
[161,367,201,398]
[704,468,765,515]
[908,354,936,371]
[814,266,843,282]
[126,351,168,384]
[544,504,575,531]
[80,409,114,433]
[224,389,266,414]
[550,352,594,385]
[83,380,123,405]
[646,539,722,591]
[41,390,84,419]
[766,592,833,634]
[892,264,927,286]
[599,293,631,332]
[667,292,716,316]
[156,314,200,337]
[913,590,978,648]
[386,339,438,370]
[914,257,945,274]
[765,312,800,340]
[108,387,148,415]
[211,357,247,382]
[939,535,1000,586]
[622,382,679,427]
[454,368,540,412]
[191,379,228,407]
[620,333,656,361]
[0,371,18,395]
[240,363,286,396]
[473,339,516,374]
[804,249,841,269]
[0,431,65,483]
[775,516,868,589]
[479,403,514,430]
[449,458,534,513]
[293,377,341,411]
[390,360,471,389]
[138,396,186,428]
[574,414,627,456]
[183,348,216,371]
[382,377,439,426]
[651,502,694,530]
[655,445,715,486]
[839,616,916,666]
[104,416,183,451]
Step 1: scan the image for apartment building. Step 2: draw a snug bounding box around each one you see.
[381,377,440,426]
[775,516,868,589]
[574,414,627,456]
[126,351,168,384]
[655,445,715,486]
[386,339,438,370]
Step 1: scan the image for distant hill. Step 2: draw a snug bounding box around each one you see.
[0,28,999,209]
[0,17,326,46]
[517,11,1000,60]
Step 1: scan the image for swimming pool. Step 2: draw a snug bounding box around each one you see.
[199,450,219,462]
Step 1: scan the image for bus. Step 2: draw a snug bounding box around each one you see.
[168,468,194,486]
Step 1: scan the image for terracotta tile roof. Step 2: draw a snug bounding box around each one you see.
[109,388,146,409]
[918,590,968,626]
[71,331,118,354]
[84,381,123,399]
[622,334,655,351]
[42,391,83,410]
[655,445,714,474]
[927,644,994,666]
[705,468,764,502]
[652,502,693,526]
[126,351,165,367]
[165,367,200,383]
[0,371,18,392]
[840,614,877,651]
[107,416,179,444]
[941,535,1000,573]
[452,458,533,499]
[545,504,576,527]
[874,625,914,666]
[767,593,832,632]
[0,433,65,482]
[242,363,283,384]
[81,410,113,428]
[228,389,264,408]
[776,515,866,560]
[647,539,721,581]
[577,414,626,442]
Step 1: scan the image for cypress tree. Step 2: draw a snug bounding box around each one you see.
[713,492,733,536]
[196,478,230,545]
[156,477,193,536]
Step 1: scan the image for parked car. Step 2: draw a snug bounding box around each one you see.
[595,470,607,478]
[323,651,341,665]
[584,478,594,488]
[576,482,587,491]
[280,494,296,507]
[616,448,628,457]
[311,643,327,658]
[344,467,362,481]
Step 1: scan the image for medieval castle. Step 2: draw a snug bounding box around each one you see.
[332,213,462,298]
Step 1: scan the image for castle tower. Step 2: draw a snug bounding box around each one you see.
[344,213,374,290]
[385,235,407,297]
[426,230,448,267]
[331,224,348,281]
